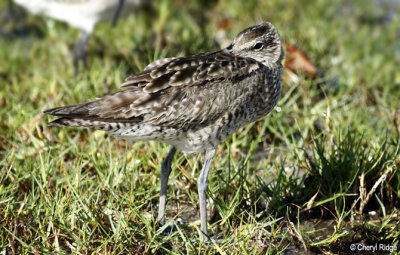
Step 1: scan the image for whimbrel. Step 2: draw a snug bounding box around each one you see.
[44,22,284,242]
[13,0,147,74]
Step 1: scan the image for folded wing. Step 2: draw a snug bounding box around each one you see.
[45,51,261,130]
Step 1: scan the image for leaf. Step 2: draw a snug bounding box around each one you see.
[284,42,318,78]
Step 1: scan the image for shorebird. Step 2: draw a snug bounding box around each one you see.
[13,0,147,74]
[44,22,284,242]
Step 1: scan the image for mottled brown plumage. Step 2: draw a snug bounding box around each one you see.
[44,22,284,242]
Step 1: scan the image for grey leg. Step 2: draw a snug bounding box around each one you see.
[2,0,25,22]
[73,30,90,75]
[157,146,177,225]
[111,0,125,27]
[197,148,216,242]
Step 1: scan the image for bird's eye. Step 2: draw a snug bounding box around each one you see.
[253,42,264,50]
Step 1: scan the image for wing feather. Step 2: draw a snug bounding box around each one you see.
[46,51,263,130]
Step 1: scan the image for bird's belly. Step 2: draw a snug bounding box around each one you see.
[109,123,181,143]
[108,120,237,154]
[108,96,278,154]
[173,115,252,154]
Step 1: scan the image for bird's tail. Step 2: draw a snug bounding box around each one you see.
[44,103,99,127]
[46,117,104,128]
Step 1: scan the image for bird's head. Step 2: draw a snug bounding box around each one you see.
[227,22,284,67]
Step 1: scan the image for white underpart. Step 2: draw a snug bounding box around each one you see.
[111,124,163,141]
[14,0,145,33]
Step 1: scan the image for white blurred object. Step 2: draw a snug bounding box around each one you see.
[13,0,148,73]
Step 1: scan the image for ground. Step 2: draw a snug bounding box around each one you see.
[0,0,399,254]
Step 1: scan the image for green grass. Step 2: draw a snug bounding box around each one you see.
[1,0,400,253]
